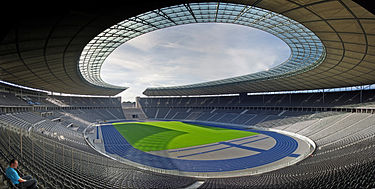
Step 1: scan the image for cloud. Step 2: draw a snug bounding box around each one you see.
[126,33,161,51]
[101,23,290,102]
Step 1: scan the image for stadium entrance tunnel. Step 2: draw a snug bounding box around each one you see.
[85,120,315,178]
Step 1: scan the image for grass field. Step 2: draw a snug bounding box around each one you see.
[113,121,258,152]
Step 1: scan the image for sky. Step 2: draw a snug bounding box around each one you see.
[100,23,290,102]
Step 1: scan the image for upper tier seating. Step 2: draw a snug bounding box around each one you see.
[139,89,375,108]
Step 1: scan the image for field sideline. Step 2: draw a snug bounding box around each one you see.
[113,121,258,152]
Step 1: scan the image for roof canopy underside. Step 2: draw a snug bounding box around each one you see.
[0,0,374,96]
[81,2,325,95]
[144,0,375,96]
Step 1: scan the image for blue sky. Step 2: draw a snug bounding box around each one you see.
[101,23,290,102]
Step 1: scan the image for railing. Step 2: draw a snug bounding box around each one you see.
[0,119,136,188]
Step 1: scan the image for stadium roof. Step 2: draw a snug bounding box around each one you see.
[0,1,374,96]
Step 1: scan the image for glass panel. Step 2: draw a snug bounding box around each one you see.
[79,2,325,91]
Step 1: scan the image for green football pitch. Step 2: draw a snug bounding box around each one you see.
[113,121,258,152]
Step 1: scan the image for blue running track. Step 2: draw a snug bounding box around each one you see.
[101,122,299,172]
